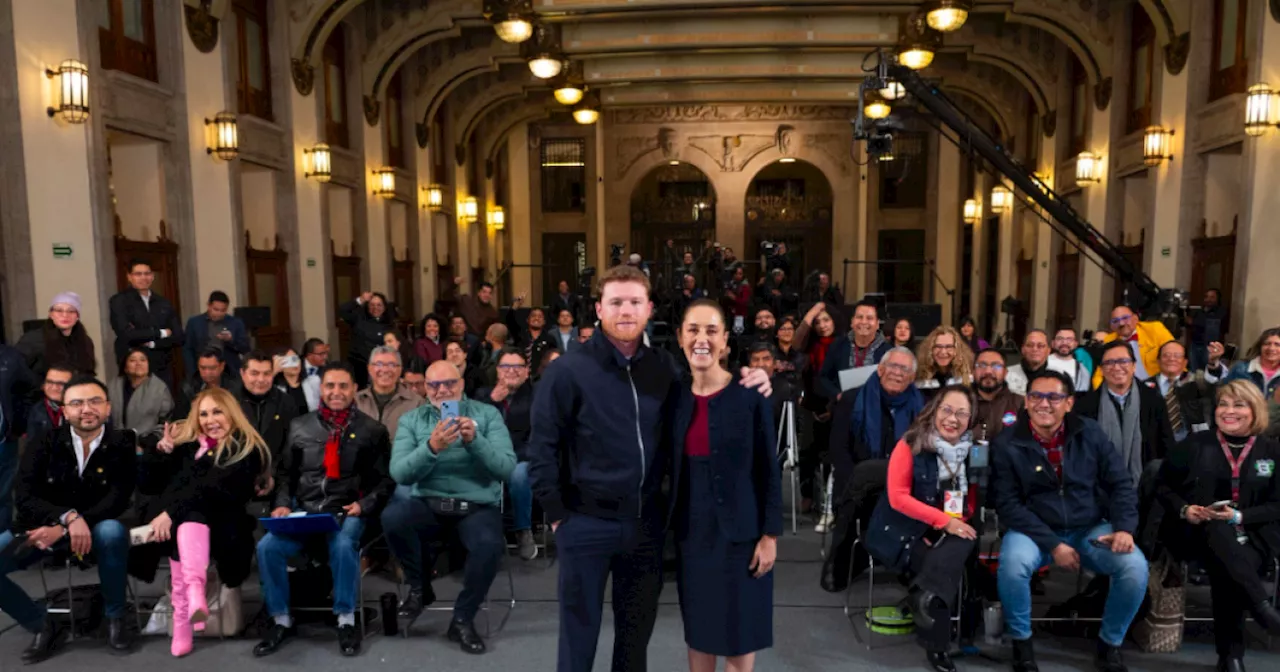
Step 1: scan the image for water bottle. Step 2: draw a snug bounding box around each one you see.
[380,592,399,637]
[984,602,1004,645]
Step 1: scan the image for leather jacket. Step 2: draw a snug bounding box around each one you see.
[274,409,394,516]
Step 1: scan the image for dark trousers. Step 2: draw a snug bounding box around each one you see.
[909,535,977,652]
[555,514,663,672]
[380,492,504,622]
[1201,521,1269,658]
[799,415,830,500]
[349,358,370,389]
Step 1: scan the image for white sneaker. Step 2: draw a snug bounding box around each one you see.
[814,512,834,534]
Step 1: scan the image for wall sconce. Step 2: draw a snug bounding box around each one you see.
[925,0,972,33]
[1075,151,1102,187]
[489,205,506,230]
[460,196,479,223]
[424,184,444,211]
[46,59,89,123]
[878,152,895,163]
[962,198,980,224]
[1142,126,1174,166]
[373,168,396,199]
[205,111,238,160]
[990,185,1012,214]
[303,143,332,182]
[1245,83,1278,137]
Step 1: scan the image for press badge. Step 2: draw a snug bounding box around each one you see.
[943,490,965,517]
[1257,460,1275,477]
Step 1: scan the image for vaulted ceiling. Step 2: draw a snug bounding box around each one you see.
[284,0,1192,147]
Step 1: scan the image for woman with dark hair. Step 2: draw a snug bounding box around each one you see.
[1157,380,1280,672]
[801,304,839,526]
[271,348,314,412]
[892,318,916,350]
[109,347,174,439]
[16,292,97,378]
[338,291,395,387]
[136,387,272,657]
[1206,327,1280,400]
[672,298,781,672]
[413,313,446,365]
[867,384,983,672]
[956,316,989,354]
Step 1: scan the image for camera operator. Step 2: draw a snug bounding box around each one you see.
[817,272,844,306]
[759,268,799,319]
[763,241,792,277]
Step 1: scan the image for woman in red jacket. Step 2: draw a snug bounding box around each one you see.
[867,384,983,672]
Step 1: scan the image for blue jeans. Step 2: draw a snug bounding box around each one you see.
[256,515,366,617]
[510,462,533,532]
[997,522,1148,646]
[0,437,18,532]
[0,519,131,630]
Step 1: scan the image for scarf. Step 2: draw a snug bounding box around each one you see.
[849,331,887,368]
[195,435,217,460]
[44,399,63,428]
[1097,385,1143,483]
[320,406,352,479]
[852,373,924,458]
[931,432,972,492]
[810,334,835,373]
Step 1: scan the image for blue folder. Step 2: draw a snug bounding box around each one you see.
[259,513,341,535]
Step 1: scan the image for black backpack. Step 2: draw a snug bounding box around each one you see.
[45,585,104,635]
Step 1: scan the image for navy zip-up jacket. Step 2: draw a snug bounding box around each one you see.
[527,330,682,524]
[990,411,1139,554]
[0,345,36,441]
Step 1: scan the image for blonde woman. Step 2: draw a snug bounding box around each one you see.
[915,326,974,402]
[137,387,272,657]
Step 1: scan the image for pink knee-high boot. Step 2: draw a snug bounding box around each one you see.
[176,523,211,624]
[169,559,193,657]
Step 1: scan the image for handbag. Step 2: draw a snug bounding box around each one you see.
[1132,553,1185,653]
[166,565,245,637]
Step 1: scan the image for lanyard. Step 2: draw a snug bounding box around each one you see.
[1217,432,1257,504]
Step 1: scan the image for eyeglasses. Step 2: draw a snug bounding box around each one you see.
[50,307,78,316]
[370,361,401,369]
[881,362,913,375]
[1109,315,1134,325]
[938,406,971,421]
[44,380,69,388]
[64,397,106,410]
[425,379,460,391]
[1024,343,1048,350]
[1100,358,1135,368]
[1028,392,1070,405]
[974,362,1005,371]
[932,344,956,351]
[497,364,526,372]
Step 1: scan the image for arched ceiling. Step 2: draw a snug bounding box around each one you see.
[287,0,1189,146]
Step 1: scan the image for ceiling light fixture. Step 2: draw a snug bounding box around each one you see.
[485,0,536,43]
[897,10,941,70]
[926,0,972,33]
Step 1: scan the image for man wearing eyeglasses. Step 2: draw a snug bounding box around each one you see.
[1142,340,1215,444]
[1090,305,1174,389]
[382,360,515,655]
[973,349,1023,444]
[476,348,538,560]
[1076,341,1176,486]
[1005,329,1051,396]
[354,346,423,440]
[4,376,137,661]
[991,371,1147,672]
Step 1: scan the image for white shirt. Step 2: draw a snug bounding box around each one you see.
[71,427,106,477]
[139,290,151,311]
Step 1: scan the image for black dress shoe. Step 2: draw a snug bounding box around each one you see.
[397,585,436,621]
[447,619,486,654]
[1253,602,1280,635]
[1011,638,1039,672]
[1094,640,1128,672]
[21,618,65,665]
[911,590,942,630]
[1217,656,1246,672]
[337,624,361,657]
[252,623,296,657]
[927,651,957,672]
[106,616,134,652]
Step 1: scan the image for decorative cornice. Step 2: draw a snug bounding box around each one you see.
[184,1,219,54]
[610,104,854,125]
[363,95,381,127]
[1164,32,1190,75]
[291,58,315,96]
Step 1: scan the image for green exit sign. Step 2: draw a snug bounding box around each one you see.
[1161,246,1171,257]
[307,258,316,268]
[52,243,73,259]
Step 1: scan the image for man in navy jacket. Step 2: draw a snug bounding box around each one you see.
[527,265,769,672]
[183,290,250,377]
[991,371,1147,672]
[108,259,184,389]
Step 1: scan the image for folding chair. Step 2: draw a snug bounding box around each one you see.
[290,534,385,640]
[399,544,517,638]
[38,552,147,642]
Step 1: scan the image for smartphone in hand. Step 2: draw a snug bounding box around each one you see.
[440,400,460,422]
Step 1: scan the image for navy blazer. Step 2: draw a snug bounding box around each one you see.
[668,381,783,542]
[183,313,250,375]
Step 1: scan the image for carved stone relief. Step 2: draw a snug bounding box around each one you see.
[615,135,661,179]
[291,59,315,96]
[1164,32,1190,75]
[687,134,775,172]
[363,95,381,126]
[610,105,853,124]
[1042,110,1057,138]
[1094,77,1112,111]
[184,1,219,53]
[776,126,795,156]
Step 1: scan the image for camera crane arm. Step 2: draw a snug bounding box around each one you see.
[881,60,1169,314]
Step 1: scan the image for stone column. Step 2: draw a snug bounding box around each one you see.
[1146,56,1189,287]
[1237,7,1280,338]
[995,190,1017,322]
[413,136,436,313]
[934,137,961,325]
[289,91,332,341]
[594,120,608,274]
[851,143,870,300]
[969,172,989,326]
[508,124,533,300]
[10,0,105,364]
[362,122,391,294]
[1029,139,1057,330]
[1076,108,1111,330]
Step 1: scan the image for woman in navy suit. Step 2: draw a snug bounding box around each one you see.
[671,298,782,672]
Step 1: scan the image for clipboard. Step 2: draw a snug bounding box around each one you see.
[838,365,878,391]
[258,513,341,535]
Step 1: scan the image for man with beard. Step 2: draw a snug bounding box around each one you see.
[973,349,1024,444]
[820,300,891,400]
[731,306,776,367]
[235,351,299,471]
[748,342,799,430]
[506,298,561,364]
[1005,329,1051,396]
[1047,328,1093,393]
[5,376,137,660]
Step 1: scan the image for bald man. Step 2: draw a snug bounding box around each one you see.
[382,360,516,655]
[1090,305,1174,389]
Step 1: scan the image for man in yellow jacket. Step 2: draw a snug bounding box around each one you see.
[1091,305,1175,389]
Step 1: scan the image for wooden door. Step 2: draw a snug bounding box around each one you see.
[331,245,362,360]
[1191,220,1237,309]
[393,258,415,329]
[1055,252,1079,329]
[115,223,183,380]
[542,233,588,305]
[245,233,291,354]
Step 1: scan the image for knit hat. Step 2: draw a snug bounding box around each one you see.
[50,291,82,314]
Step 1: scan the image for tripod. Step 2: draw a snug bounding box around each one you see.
[775,400,801,534]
